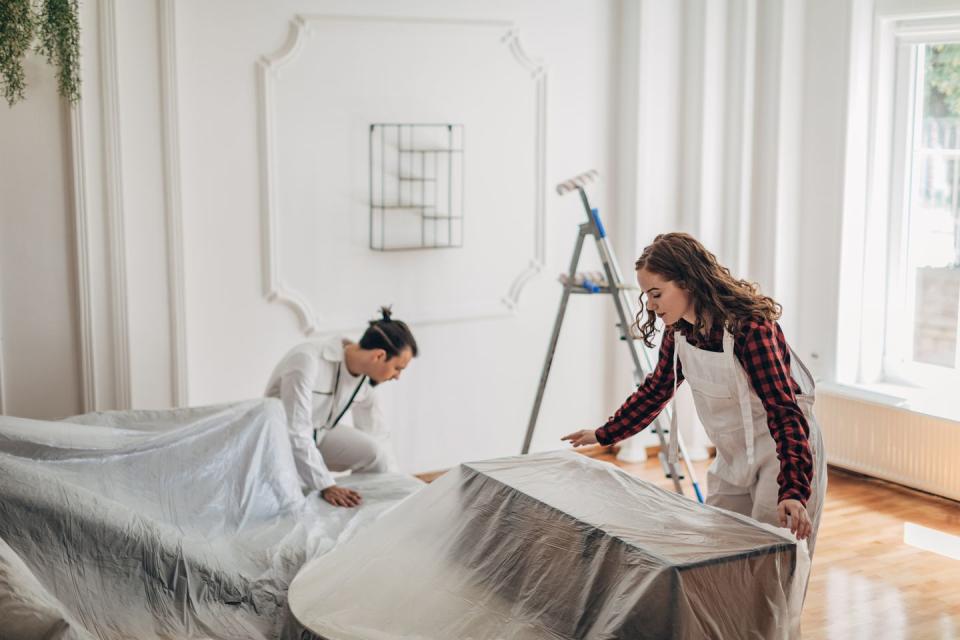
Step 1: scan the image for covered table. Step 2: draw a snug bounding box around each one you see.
[289,450,807,639]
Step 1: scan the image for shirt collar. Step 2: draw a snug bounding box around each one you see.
[320,336,365,383]
[319,336,349,363]
[674,318,724,345]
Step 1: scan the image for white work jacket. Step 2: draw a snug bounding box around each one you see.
[265,336,386,491]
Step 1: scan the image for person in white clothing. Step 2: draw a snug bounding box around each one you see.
[266,307,418,507]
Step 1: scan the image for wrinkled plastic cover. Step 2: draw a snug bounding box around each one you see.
[0,399,423,640]
[290,451,808,639]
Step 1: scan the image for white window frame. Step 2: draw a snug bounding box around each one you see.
[883,20,960,388]
[854,11,960,391]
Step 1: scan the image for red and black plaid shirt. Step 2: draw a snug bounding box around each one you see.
[596,319,813,505]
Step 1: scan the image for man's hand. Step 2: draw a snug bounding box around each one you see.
[561,429,599,448]
[321,485,362,508]
[777,499,812,540]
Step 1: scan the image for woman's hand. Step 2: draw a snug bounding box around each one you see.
[777,499,812,540]
[561,429,599,448]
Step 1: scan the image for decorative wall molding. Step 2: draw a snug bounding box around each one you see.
[257,17,317,333]
[100,0,131,408]
[69,100,97,412]
[158,0,189,406]
[500,27,547,311]
[257,15,547,334]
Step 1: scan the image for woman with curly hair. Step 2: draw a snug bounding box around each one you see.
[563,233,827,555]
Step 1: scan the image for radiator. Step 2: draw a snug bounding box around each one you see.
[816,391,960,502]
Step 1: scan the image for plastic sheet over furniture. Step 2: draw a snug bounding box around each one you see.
[0,399,422,640]
[289,451,807,639]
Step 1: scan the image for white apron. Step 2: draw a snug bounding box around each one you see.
[667,328,827,557]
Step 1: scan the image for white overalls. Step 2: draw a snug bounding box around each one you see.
[265,337,397,493]
[668,329,827,556]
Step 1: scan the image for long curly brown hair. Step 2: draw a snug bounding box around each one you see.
[634,233,781,347]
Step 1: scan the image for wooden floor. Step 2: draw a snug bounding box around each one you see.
[418,448,960,639]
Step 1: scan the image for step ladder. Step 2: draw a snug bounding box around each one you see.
[521,170,704,502]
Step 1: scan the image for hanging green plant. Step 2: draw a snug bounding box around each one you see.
[0,0,80,107]
[0,0,36,105]
[36,0,81,103]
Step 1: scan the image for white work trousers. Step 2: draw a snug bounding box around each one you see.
[317,425,392,474]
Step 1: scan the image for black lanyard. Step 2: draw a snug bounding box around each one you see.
[330,375,367,429]
[313,362,367,441]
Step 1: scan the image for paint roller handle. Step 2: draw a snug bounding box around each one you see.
[556,170,606,237]
[555,169,599,196]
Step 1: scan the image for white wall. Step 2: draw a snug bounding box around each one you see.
[0,52,82,420]
[609,0,817,456]
[116,0,176,409]
[0,0,623,475]
[794,0,857,381]
[174,0,619,473]
[0,0,890,474]
[612,0,859,385]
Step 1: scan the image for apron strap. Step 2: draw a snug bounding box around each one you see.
[788,346,816,397]
[724,329,756,466]
[668,331,681,464]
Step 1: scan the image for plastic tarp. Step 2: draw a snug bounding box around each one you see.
[290,450,809,640]
[0,399,423,640]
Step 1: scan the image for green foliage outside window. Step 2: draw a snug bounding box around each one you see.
[926,44,960,118]
[0,0,80,107]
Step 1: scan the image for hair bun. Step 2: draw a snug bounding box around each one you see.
[379,305,393,322]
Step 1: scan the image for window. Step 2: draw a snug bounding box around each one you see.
[884,38,960,387]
